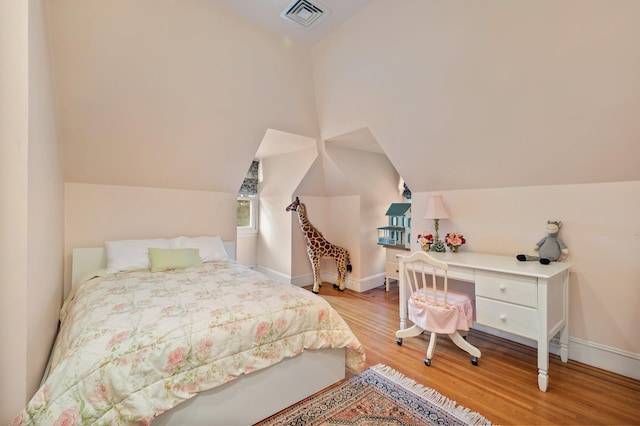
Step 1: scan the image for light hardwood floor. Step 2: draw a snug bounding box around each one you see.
[310,281,640,425]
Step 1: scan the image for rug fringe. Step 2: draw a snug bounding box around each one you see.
[370,364,492,426]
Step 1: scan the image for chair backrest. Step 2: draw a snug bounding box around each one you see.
[400,251,449,306]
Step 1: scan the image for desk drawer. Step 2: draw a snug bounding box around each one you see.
[386,248,408,261]
[476,270,537,308]
[476,297,537,340]
[447,265,475,283]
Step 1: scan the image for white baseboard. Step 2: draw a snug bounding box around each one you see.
[319,271,386,292]
[258,269,315,288]
[349,273,386,292]
[254,265,292,284]
[473,324,640,380]
[567,335,640,380]
[278,270,387,292]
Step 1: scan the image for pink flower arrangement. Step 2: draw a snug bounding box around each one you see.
[417,232,434,250]
[444,231,466,251]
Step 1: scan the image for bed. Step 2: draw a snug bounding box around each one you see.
[13,236,366,425]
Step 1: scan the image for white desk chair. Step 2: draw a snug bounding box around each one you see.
[395,251,481,366]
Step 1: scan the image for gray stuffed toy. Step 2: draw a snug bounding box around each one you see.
[517,221,569,265]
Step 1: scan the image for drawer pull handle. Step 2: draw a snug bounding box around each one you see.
[500,314,507,321]
[499,285,507,291]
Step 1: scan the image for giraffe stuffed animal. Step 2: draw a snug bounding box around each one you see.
[286,197,352,294]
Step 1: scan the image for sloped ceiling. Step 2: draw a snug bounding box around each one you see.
[255,129,317,159]
[255,129,361,197]
[217,0,640,191]
[325,127,386,155]
[214,0,372,47]
[260,127,395,197]
[312,1,640,192]
[295,152,359,196]
[48,1,639,196]
[48,0,321,194]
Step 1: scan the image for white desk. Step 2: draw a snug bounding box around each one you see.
[398,251,570,392]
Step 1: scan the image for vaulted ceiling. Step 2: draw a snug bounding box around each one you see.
[214,0,372,47]
[47,1,640,196]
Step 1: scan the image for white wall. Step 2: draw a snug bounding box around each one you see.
[1,0,63,422]
[257,146,317,278]
[258,194,296,278]
[237,234,258,267]
[325,142,404,278]
[0,3,29,422]
[64,183,237,295]
[27,0,64,400]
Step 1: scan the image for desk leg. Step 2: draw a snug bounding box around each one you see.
[537,340,550,392]
[559,325,569,363]
[538,369,549,392]
[559,270,570,363]
[537,279,550,392]
[398,266,407,330]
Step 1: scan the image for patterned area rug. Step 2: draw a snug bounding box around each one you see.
[256,364,492,425]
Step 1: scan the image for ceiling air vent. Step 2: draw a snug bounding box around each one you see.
[280,0,328,29]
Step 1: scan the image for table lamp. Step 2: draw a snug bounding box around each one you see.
[423,195,450,252]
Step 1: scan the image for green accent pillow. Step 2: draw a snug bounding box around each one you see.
[148,248,203,273]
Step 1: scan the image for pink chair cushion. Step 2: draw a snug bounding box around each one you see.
[408,289,474,334]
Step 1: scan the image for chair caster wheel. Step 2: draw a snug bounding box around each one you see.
[424,358,431,366]
[396,338,403,345]
[471,356,479,366]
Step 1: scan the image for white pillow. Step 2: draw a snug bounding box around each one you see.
[172,236,228,262]
[105,238,172,274]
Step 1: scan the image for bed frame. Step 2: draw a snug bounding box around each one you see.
[56,245,347,425]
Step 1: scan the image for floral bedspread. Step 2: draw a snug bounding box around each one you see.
[13,261,366,425]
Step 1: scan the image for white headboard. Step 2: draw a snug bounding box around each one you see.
[71,241,237,288]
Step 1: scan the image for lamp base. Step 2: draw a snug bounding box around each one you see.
[431,240,446,253]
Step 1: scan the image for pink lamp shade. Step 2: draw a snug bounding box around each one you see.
[423,196,450,220]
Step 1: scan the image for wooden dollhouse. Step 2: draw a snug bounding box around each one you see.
[377,203,411,248]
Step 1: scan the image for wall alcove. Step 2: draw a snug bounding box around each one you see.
[248,127,407,292]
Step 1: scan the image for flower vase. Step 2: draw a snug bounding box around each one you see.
[450,245,459,253]
[431,240,446,253]
[422,244,431,252]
